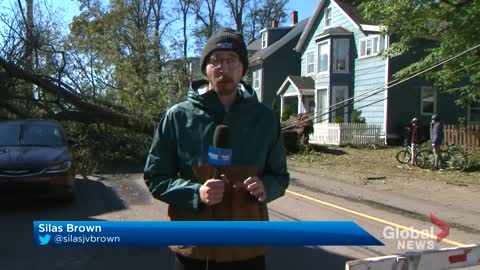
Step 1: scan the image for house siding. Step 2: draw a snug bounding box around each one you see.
[354,55,387,128]
[284,84,297,95]
[301,0,387,127]
[262,36,301,109]
[297,0,469,145]
[267,28,292,46]
[386,40,467,143]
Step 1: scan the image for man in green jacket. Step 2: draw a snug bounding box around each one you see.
[144,28,290,270]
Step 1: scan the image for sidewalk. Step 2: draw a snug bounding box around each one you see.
[287,165,480,234]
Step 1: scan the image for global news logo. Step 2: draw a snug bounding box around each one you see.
[39,234,51,245]
[383,214,450,250]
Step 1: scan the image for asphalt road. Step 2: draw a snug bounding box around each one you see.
[0,173,478,270]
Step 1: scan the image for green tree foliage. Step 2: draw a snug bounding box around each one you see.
[281,103,292,122]
[271,97,280,114]
[351,110,366,123]
[359,0,480,106]
[0,0,291,174]
[334,115,344,123]
[68,0,176,117]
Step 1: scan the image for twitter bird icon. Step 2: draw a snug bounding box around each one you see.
[39,234,51,245]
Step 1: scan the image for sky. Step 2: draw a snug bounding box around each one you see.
[49,0,319,28]
[0,0,319,55]
[286,0,318,22]
[1,0,318,32]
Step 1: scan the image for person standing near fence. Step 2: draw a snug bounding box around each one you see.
[431,114,444,169]
[410,118,422,166]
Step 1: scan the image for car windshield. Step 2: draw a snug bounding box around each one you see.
[0,124,21,145]
[22,124,65,146]
[0,122,66,146]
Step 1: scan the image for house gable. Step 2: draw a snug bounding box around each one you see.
[277,76,315,96]
[299,0,367,83]
[293,0,389,135]
[247,17,309,109]
[277,77,300,97]
[296,0,378,54]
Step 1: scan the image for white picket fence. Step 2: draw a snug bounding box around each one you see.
[309,123,383,146]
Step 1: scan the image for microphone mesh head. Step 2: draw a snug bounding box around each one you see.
[213,125,229,148]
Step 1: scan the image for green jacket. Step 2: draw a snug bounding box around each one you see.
[144,80,290,209]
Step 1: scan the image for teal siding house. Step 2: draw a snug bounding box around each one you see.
[247,12,309,111]
[277,0,472,145]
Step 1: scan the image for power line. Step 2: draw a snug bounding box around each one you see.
[281,43,480,131]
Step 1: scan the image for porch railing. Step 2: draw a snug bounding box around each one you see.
[309,123,383,146]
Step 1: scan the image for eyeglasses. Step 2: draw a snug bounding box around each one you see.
[208,57,241,69]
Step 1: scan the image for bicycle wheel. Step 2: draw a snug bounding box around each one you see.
[396,150,411,164]
[445,152,467,172]
[416,150,434,169]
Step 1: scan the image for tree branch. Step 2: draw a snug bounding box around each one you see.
[0,57,154,135]
[439,0,473,8]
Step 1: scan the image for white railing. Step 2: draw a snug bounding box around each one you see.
[309,123,383,146]
[346,244,480,270]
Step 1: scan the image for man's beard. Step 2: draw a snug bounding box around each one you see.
[214,75,237,96]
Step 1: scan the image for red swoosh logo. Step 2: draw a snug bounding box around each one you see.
[431,213,450,242]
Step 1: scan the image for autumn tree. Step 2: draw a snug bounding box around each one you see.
[243,0,289,43]
[223,0,249,35]
[191,0,222,54]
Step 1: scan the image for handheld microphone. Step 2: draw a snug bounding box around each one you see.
[208,125,232,179]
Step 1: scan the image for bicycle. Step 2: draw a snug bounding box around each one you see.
[415,143,468,171]
[395,142,420,164]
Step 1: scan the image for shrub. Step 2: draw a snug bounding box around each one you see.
[351,110,366,123]
[282,104,293,122]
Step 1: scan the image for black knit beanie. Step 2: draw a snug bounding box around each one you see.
[200,28,248,76]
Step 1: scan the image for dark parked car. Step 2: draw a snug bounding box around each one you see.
[0,119,75,201]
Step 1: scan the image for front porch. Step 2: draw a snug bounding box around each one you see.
[277,76,315,117]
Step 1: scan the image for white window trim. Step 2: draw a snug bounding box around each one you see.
[359,35,383,59]
[420,86,437,116]
[324,7,332,28]
[261,32,268,49]
[315,87,329,123]
[333,39,350,74]
[306,52,315,75]
[252,69,261,90]
[283,92,298,97]
[317,40,330,74]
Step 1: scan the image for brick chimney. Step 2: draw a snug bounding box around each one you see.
[272,20,278,28]
[291,11,298,26]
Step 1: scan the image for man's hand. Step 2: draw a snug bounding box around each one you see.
[234,176,266,202]
[199,176,229,206]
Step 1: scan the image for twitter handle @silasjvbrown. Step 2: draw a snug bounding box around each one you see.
[42,234,121,246]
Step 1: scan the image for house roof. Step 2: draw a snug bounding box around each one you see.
[313,26,353,40]
[276,76,315,96]
[289,76,315,90]
[249,18,309,63]
[247,38,262,53]
[295,0,379,53]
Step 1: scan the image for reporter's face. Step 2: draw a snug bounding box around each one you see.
[206,51,244,96]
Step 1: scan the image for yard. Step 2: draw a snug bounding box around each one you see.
[287,145,480,186]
